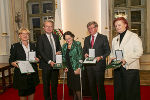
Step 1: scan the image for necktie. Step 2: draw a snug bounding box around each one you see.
[49,35,56,61]
[91,36,94,48]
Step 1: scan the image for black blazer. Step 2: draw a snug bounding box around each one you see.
[83,33,110,70]
[37,33,61,69]
[9,42,39,89]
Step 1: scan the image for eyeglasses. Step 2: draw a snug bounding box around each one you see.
[44,26,53,29]
[65,38,72,41]
[20,33,29,35]
[88,27,96,30]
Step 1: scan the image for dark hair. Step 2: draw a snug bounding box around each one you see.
[87,21,98,28]
[63,31,75,40]
[113,17,129,29]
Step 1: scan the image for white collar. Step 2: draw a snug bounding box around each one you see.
[46,33,52,37]
[91,32,98,37]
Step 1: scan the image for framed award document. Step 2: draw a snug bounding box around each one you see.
[28,51,36,62]
[53,55,62,69]
[83,49,96,64]
[115,50,123,61]
[17,61,35,74]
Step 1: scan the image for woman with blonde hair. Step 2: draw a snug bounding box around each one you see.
[9,28,39,100]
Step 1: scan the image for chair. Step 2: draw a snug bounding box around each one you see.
[0,63,13,93]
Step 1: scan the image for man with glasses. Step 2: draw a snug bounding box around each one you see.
[83,21,110,100]
[37,20,61,100]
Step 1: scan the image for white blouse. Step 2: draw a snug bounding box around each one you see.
[22,42,30,60]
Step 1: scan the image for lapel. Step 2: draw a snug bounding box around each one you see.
[115,35,120,49]
[18,42,26,59]
[87,35,91,48]
[45,33,57,48]
[69,41,76,56]
[29,43,33,51]
[52,33,57,47]
[64,41,76,57]
[29,42,36,52]
[43,34,52,50]
[119,30,132,49]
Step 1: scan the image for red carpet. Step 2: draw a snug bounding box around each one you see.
[0,84,150,100]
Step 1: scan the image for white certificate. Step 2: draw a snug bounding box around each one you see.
[89,49,95,58]
[56,55,62,64]
[17,61,35,74]
[28,51,36,62]
[115,50,123,60]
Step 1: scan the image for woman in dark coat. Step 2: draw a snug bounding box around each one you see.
[9,28,39,100]
[62,31,83,100]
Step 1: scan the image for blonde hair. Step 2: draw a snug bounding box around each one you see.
[18,27,30,35]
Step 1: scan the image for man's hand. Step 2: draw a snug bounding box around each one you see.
[50,61,55,67]
[56,51,61,55]
[11,61,19,68]
[84,53,89,58]
[96,56,103,62]
[35,57,39,62]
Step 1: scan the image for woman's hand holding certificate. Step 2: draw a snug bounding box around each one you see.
[17,61,35,74]
[105,50,124,69]
[106,60,122,69]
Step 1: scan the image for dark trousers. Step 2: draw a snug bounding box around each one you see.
[114,67,141,100]
[87,68,106,100]
[42,69,59,100]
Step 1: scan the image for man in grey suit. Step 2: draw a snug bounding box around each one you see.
[83,21,110,100]
[37,20,61,100]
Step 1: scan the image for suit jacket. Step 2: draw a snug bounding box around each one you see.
[37,33,61,69]
[83,33,110,71]
[62,41,83,70]
[110,30,143,69]
[9,42,39,89]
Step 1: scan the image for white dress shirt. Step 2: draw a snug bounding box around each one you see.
[46,33,56,64]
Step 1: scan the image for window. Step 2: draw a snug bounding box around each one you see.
[114,0,126,7]
[27,0,55,42]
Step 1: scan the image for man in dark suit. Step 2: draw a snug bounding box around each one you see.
[83,21,110,100]
[37,20,61,100]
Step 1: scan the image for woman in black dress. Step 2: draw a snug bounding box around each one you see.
[62,31,83,100]
[9,28,39,100]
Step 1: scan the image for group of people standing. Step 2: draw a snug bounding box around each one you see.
[9,17,143,100]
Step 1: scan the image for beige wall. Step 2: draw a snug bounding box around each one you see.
[61,0,109,46]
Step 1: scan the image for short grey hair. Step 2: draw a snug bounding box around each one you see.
[87,21,98,28]
[43,19,54,27]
